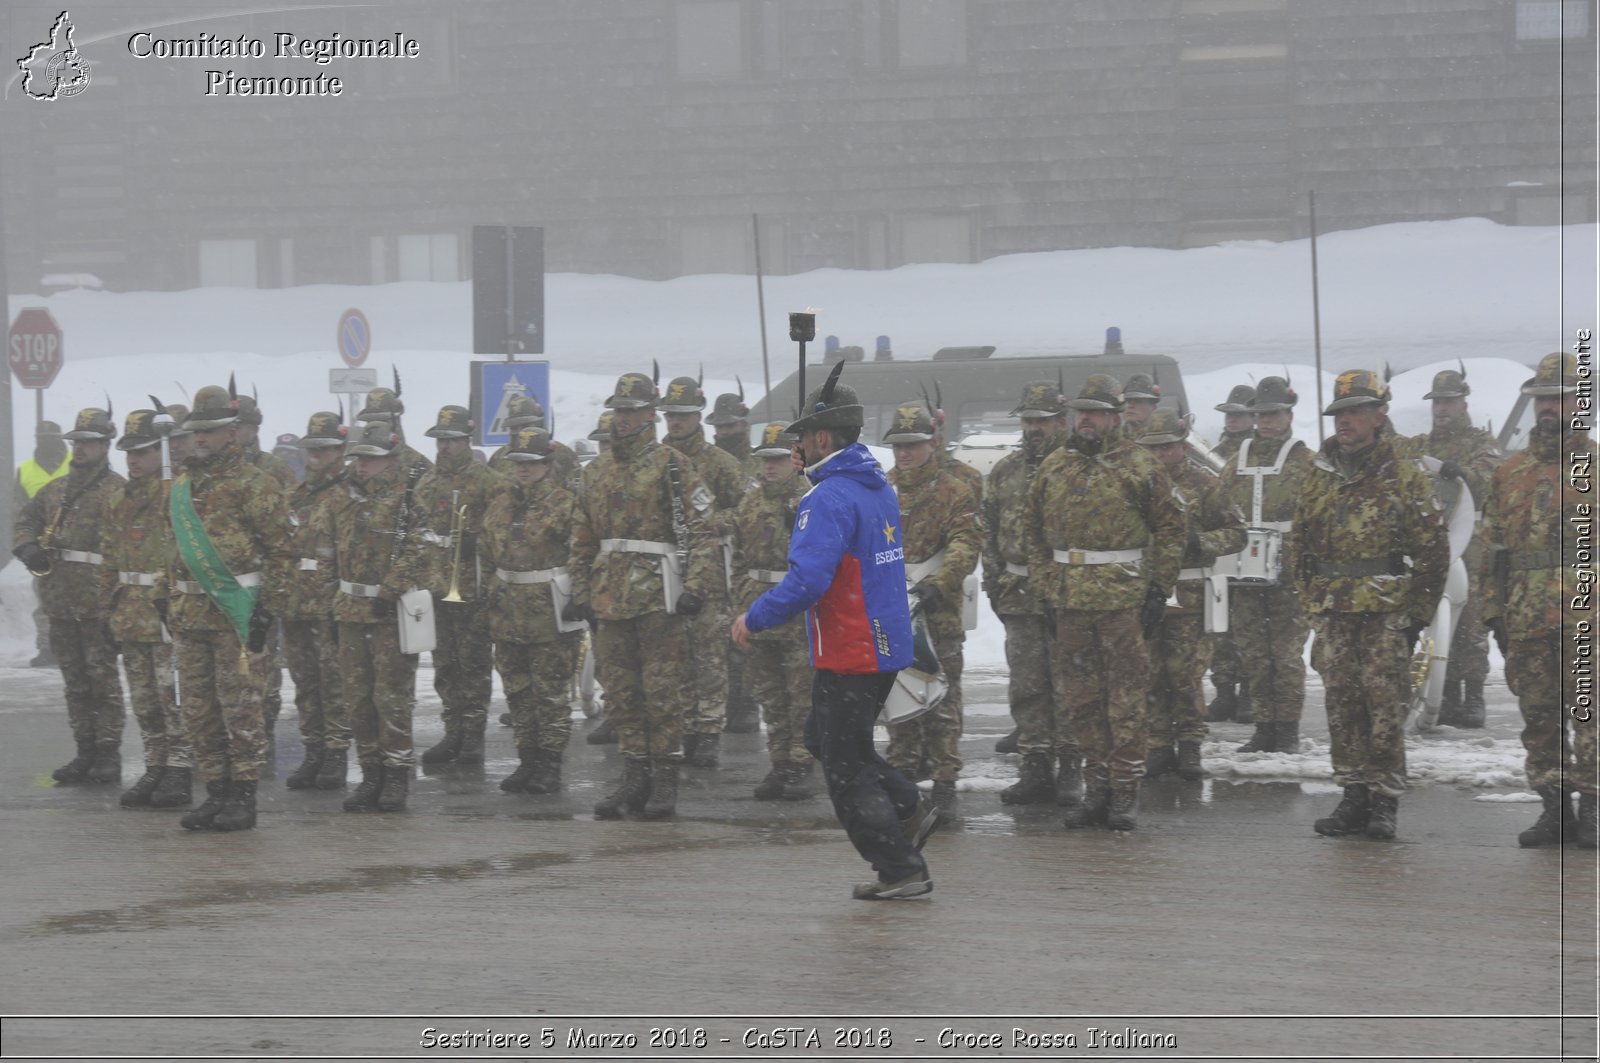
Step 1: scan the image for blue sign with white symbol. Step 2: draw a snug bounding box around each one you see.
[474,360,551,447]
[337,308,371,368]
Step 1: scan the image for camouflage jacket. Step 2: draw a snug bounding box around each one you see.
[168,446,295,633]
[99,473,172,642]
[413,448,509,600]
[242,438,299,492]
[889,459,983,635]
[1213,429,1252,462]
[281,467,347,620]
[1293,431,1448,623]
[730,473,810,642]
[1393,419,1502,514]
[315,463,431,625]
[939,450,985,501]
[666,430,750,599]
[479,474,577,644]
[1166,462,1247,614]
[1479,427,1597,640]
[569,426,719,620]
[14,459,125,620]
[489,439,580,489]
[714,433,764,482]
[392,438,433,480]
[981,436,1060,616]
[1024,439,1184,610]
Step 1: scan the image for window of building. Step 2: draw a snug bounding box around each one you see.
[894,0,967,68]
[679,218,750,275]
[397,232,459,282]
[900,214,972,265]
[198,239,258,288]
[370,236,388,284]
[1515,1,1592,39]
[676,1,746,79]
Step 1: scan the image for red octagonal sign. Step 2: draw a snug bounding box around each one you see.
[9,307,63,390]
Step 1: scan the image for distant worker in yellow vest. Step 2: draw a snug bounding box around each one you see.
[14,421,71,667]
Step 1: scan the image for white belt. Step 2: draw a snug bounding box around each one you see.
[598,538,674,557]
[176,571,261,594]
[118,571,160,587]
[1256,521,1292,533]
[1052,547,1143,566]
[1004,562,1030,578]
[495,566,565,585]
[338,580,383,598]
[748,568,787,584]
[57,549,104,566]
[905,549,946,585]
[297,558,320,571]
[1178,566,1210,582]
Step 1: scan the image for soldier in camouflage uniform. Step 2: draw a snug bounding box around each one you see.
[481,428,581,794]
[1135,410,1247,780]
[101,411,192,808]
[1296,370,1448,841]
[13,407,127,786]
[357,384,433,479]
[280,413,352,791]
[487,393,581,486]
[1206,384,1256,722]
[1393,366,1503,727]
[578,410,621,747]
[659,373,749,767]
[707,384,764,735]
[412,405,506,767]
[985,382,1081,806]
[317,422,431,813]
[1120,372,1162,438]
[730,424,815,800]
[569,372,719,820]
[1216,377,1315,751]
[167,386,296,832]
[1026,374,1184,831]
[1481,353,1597,848]
[1212,384,1257,461]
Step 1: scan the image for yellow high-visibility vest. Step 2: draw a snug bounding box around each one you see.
[18,457,69,498]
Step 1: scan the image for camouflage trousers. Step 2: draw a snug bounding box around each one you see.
[49,618,125,753]
[1001,613,1077,758]
[431,600,494,739]
[593,611,691,759]
[1149,612,1210,747]
[248,622,283,728]
[1055,607,1149,787]
[338,621,419,769]
[122,640,188,768]
[1310,613,1409,798]
[1210,631,1242,687]
[1507,634,1598,797]
[684,598,733,737]
[282,619,349,752]
[887,627,965,783]
[494,639,574,756]
[1232,586,1309,724]
[177,627,266,783]
[750,633,813,767]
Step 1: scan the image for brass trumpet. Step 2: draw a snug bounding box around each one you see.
[442,498,469,603]
[27,510,64,576]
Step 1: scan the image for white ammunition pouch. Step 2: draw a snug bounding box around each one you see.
[398,588,436,654]
[551,570,587,633]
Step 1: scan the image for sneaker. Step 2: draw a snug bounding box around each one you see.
[851,869,933,901]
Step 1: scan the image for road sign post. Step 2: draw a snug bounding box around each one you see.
[472,226,544,360]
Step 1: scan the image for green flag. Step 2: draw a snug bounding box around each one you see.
[170,472,258,648]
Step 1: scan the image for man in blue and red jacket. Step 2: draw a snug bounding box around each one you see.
[733,363,938,900]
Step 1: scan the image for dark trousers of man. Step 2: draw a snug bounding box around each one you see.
[804,670,925,884]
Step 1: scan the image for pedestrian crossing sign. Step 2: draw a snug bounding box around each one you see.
[472,360,551,447]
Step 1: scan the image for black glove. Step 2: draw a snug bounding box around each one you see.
[909,582,943,610]
[1438,459,1464,482]
[1184,530,1203,558]
[561,601,594,625]
[247,606,274,653]
[1139,584,1168,640]
[13,542,49,572]
[154,598,169,628]
[371,597,396,620]
[1402,619,1428,654]
[675,592,703,617]
[1486,617,1508,656]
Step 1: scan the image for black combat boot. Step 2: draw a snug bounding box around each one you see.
[1364,792,1398,840]
[213,779,258,832]
[120,766,164,807]
[1063,779,1109,829]
[1236,721,1276,754]
[52,738,97,784]
[1313,784,1370,837]
[1206,682,1237,723]
[641,759,679,820]
[1457,680,1487,728]
[377,764,410,812]
[284,747,324,790]
[688,733,720,769]
[594,758,652,819]
[343,761,384,812]
[994,727,1020,754]
[1105,782,1139,831]
[150,766,192,808]
[1518,785,1575,848]
[1143,746,1178,778]
[1056,755,1084,807]
[1435,678,1463,725]
[1000,753,1056,804]
[313,748,348,790]
[930,780,958,821]
[87,748,122,785]
[181,780,229,830]
[455,723,486,766]
[501,749,538,793]
[780,761,813,800]
[1176,741,1205,781]
[530,750,564,794]
[1275,723,1300,755]
[586,717,618,745]
[1577,793,1598,850]
[1234,679,1255,724]
[419,729,461,765]
[722,696,760,734]
[753,766,788,801]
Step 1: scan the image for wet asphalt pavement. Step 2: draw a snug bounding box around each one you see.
[1,662,1595,1060]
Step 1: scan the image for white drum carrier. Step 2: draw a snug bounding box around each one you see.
[1215,436,1296,587]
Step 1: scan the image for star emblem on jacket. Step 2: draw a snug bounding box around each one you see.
[882,519,896,544]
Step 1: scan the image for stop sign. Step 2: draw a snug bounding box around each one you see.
[9,307,63,390]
